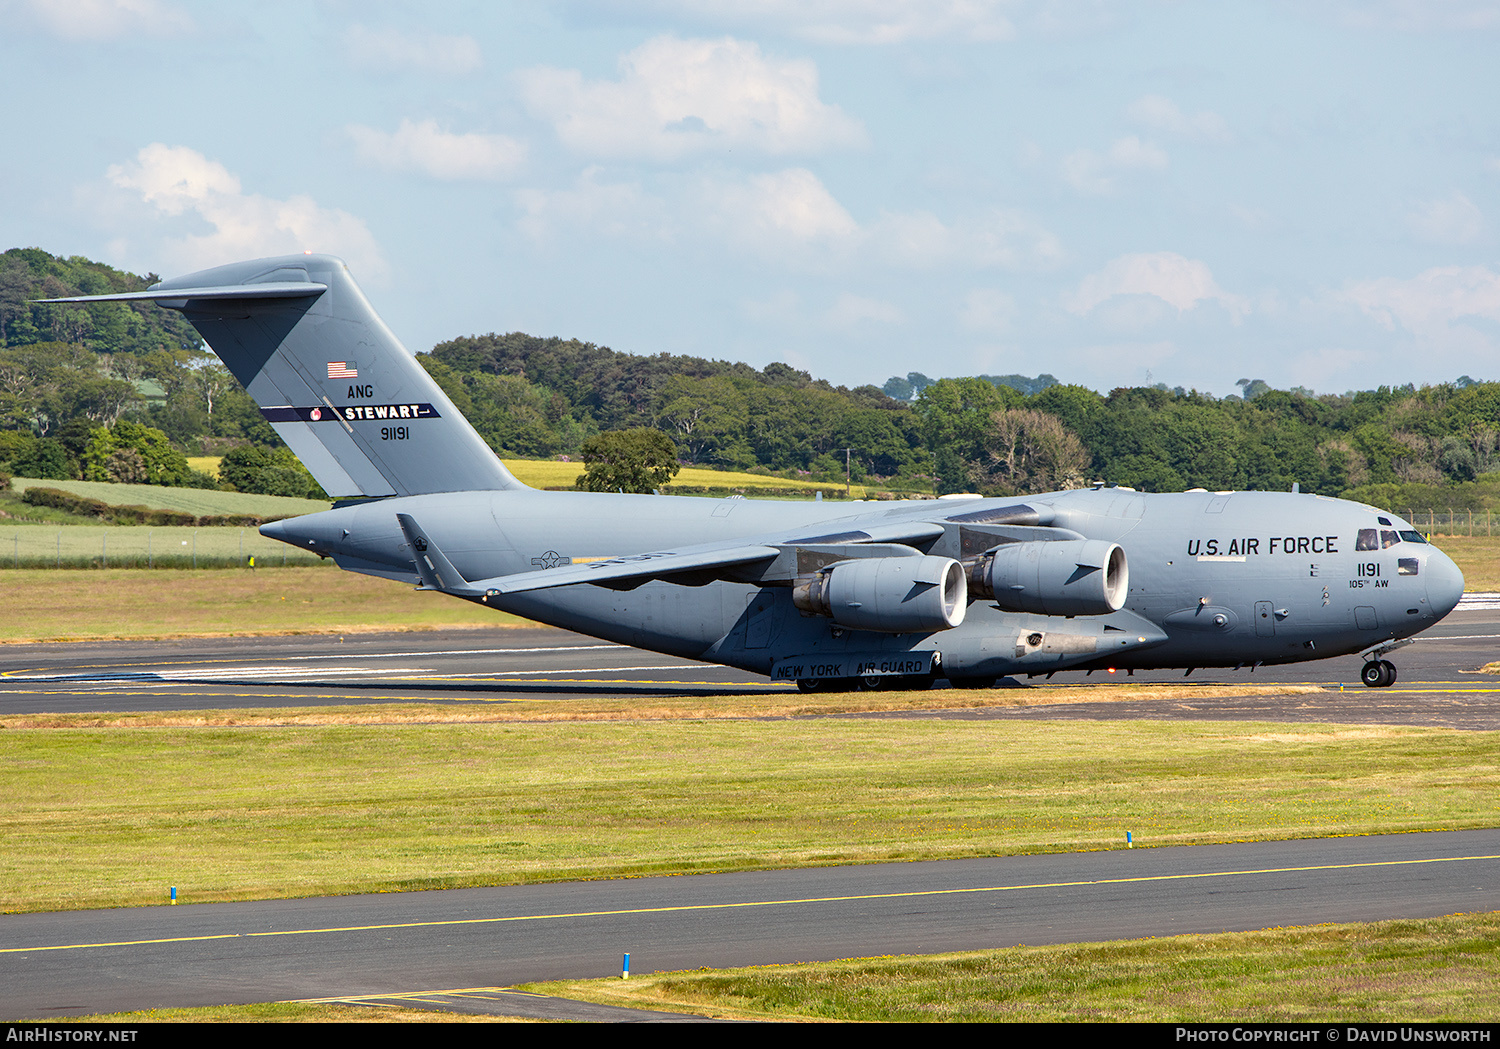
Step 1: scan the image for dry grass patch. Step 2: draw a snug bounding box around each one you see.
[0,683,1326,730]
[1426,535,1500,591]
[530,912,1500,1022]
[0,568,524,641]
[47,1003,510,1023]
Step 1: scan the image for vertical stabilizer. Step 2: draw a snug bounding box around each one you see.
[45,255,523,498]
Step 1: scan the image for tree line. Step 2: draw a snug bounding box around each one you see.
[4,247,1498,510]
[0,248,322,498]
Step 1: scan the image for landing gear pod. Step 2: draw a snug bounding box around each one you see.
[793,555,968,633]
[970,540,1128,616]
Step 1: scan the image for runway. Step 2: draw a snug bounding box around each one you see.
[1,607,1497,727]
[4,830,1498,1021]
[1,610,1497,1020]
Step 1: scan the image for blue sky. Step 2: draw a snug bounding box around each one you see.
[3,1,1498,397]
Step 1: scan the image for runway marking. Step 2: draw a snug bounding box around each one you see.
[1363,686,1500,693]
[1,664,718,684]
[8,851,1497,956]
[0,680,793,700]
[391,665,721,679]
[292,986,539,1005]
[0,645,627,678]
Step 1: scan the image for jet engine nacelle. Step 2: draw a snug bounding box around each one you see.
[793,555,968,633]
[969,539,1128,616]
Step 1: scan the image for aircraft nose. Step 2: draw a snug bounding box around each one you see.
[1425,548,1465,619]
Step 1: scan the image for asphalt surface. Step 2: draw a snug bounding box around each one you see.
[5,831,1498,1021]
[1,605,1497,727]
[1,607,1497,1021]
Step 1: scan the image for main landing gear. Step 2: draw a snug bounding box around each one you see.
[1360,660,1398,688]
[796,675,935,693]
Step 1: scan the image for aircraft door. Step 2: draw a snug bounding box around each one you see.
[745,592,776,649]
[1254,601,1275,637]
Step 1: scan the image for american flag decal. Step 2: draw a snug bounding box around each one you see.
[327,361,358,379]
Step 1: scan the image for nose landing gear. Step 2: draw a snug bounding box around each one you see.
[1358,638,1414,688]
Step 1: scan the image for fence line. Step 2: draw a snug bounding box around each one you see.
[1400,509,1494,537]
[0,525,329,569]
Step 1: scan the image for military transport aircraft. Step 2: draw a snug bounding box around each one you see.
[46,254,1465,690]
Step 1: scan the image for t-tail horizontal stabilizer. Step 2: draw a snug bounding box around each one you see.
[37,255,523,499]
[396,513,486,599]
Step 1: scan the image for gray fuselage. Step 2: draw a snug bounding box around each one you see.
[264,485,1465,681]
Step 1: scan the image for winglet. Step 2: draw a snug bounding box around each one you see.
[396,513,485,598]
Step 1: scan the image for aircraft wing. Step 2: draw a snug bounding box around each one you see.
[390,511,958,598]
[474,517,954,595]
[399,501,1086,599]
[478,543,786,594]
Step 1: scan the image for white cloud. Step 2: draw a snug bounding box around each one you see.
[739,289,802,325]
[592,0,1017,44]
[1340,265,1500,332]
[696,172,1063,270]
[1067,252,1250,321]
[1061,136,1168,194]
[518,168,859,256]
[1324,1,1500,31]
[347,119,526,181]
[960,209,1067,270]
[701,168,862,248]
[864,207,1064,269]
[1229,203,1273,229]
[11,0,191,40]
[104,144,385,277]
[515,168,670,244]
[514,166,1062,276]
[960,288,1017,332]
[1406,191,1484,245]
[823,292,904,329]
[518,35,866,160]
[343,24,481,75]
[1070,339,1181,379]
[1292,345,1371,391]
[1126,95,1231,143]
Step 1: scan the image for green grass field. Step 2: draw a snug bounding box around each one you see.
[0,525,327,569]
[526,913,1500,1022]
[0,568,516,640]
[1,555,1492,1022]
[7,477,331,518]
[1426,535,1500,591]
[176,457,872,498]
[504,458,870,496]
[1,716,1494,912]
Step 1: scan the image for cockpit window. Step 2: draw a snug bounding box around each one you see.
[1358,525,1426,550]
[1398,558,1419,576]
[1378,516,1393,526]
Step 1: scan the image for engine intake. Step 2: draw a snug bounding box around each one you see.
[793,555,967,633]
[969,539,1127,616]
